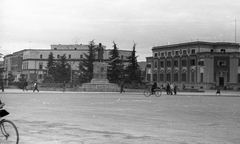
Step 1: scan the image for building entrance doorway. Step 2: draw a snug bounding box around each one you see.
[219,77,224,86]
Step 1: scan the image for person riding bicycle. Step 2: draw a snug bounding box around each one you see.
[0,100,9,118]
[151,79,157,94]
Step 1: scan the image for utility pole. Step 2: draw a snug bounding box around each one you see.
[235,19,237,43]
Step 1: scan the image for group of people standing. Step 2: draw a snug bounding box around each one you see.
[151,80,178,95]
[165,83,177,95]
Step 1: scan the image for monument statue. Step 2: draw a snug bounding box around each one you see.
[97,43,104,62]
[82,42,119,91]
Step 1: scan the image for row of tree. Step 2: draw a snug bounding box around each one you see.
[43,40,143,86]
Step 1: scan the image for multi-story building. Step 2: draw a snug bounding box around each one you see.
[146,41,240,90]
[4,43,132,82]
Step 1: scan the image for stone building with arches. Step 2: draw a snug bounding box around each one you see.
[146,41,240,90]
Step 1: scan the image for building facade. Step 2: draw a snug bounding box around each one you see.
[4,43,132,82]
[146,41,240,90]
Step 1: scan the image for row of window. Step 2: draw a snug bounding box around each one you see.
[39,54,126,59]
[154,49,196,58]
[154,48,229,58]
[155,59,197,68]
[39,54,84,59]
[154,72,196,82]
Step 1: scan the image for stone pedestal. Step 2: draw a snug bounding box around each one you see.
[82,62,119,92]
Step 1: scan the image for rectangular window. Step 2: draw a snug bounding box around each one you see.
[198,61,204,66]
[191,49,195,54]
[182,73,186,82]
[183,50,187,55]
[160,61,164,67]
[146,64,151,68]
[238,59,240,66]
[191,72,195,82]
[166,74,171,81]
[154,61,157,68]
[238,74,240,83]
[160,74,164,81]
[153,74,157,81]
[174,60,178,67]
[200,73,203,82]
[69,55,71,59]
[168,52,171,57]
[166,61,171,67]
[182,60,187,66]
[218,61,226,66]
[161,52,164,57]
[80,55,83,59]
[39,63,43,70]
[174,73,178,82]
[154,53,158,58]
[175,51,179,56]
[57,55,60,59]
[190,59,195,66]
[40,55,43,59]
[147,74,151,81]
[221,49,226,53]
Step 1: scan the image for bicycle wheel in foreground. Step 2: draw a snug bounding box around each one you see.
[0,119,19,144]
[155,90,162,97]
[144,90,151,97]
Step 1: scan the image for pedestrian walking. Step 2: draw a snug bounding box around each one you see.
[170,83,174,95]
[174,85,177,95]
[23,81,28,91]
[216,87,221,95]
[0,79,4,92]
[166,83,170,95]
[33,82,39,92]
[120,81,125,93]
[63,81,66,92]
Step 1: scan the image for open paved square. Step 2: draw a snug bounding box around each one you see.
[1,90,240,144]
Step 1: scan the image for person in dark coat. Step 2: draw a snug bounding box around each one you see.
[216,87,221,95]
[151,80,157,94]
[174,85,178,95]
[120,81,125,93]
[23,81,28,91]
[166,83,170,95]
[63,81,66,92]
[0,79,4,92]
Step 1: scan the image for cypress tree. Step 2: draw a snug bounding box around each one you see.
[125,42,142,84]
[78,40,96,83]
[107,41,124,83]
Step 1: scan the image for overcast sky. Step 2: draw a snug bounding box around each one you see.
[0,0,240,61]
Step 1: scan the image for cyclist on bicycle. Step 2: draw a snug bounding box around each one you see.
[151,79,157,94]
[0,100,9,118]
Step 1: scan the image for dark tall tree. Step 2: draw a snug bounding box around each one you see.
[18,74,26,89]
[125,42,142,84]
[7,72,14,85]
[107,41,125,83]
[78,40,96,83]
[54,54,71,83]
[46,52,55,76]
[43,52,55,83]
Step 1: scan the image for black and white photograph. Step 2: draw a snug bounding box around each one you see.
[0,0,240,143]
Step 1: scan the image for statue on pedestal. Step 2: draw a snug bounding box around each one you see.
[97,43,104,62]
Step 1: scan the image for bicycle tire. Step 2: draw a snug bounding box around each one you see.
[143,90,151,97]
[0,119,19,144]
[155,90,162,97]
